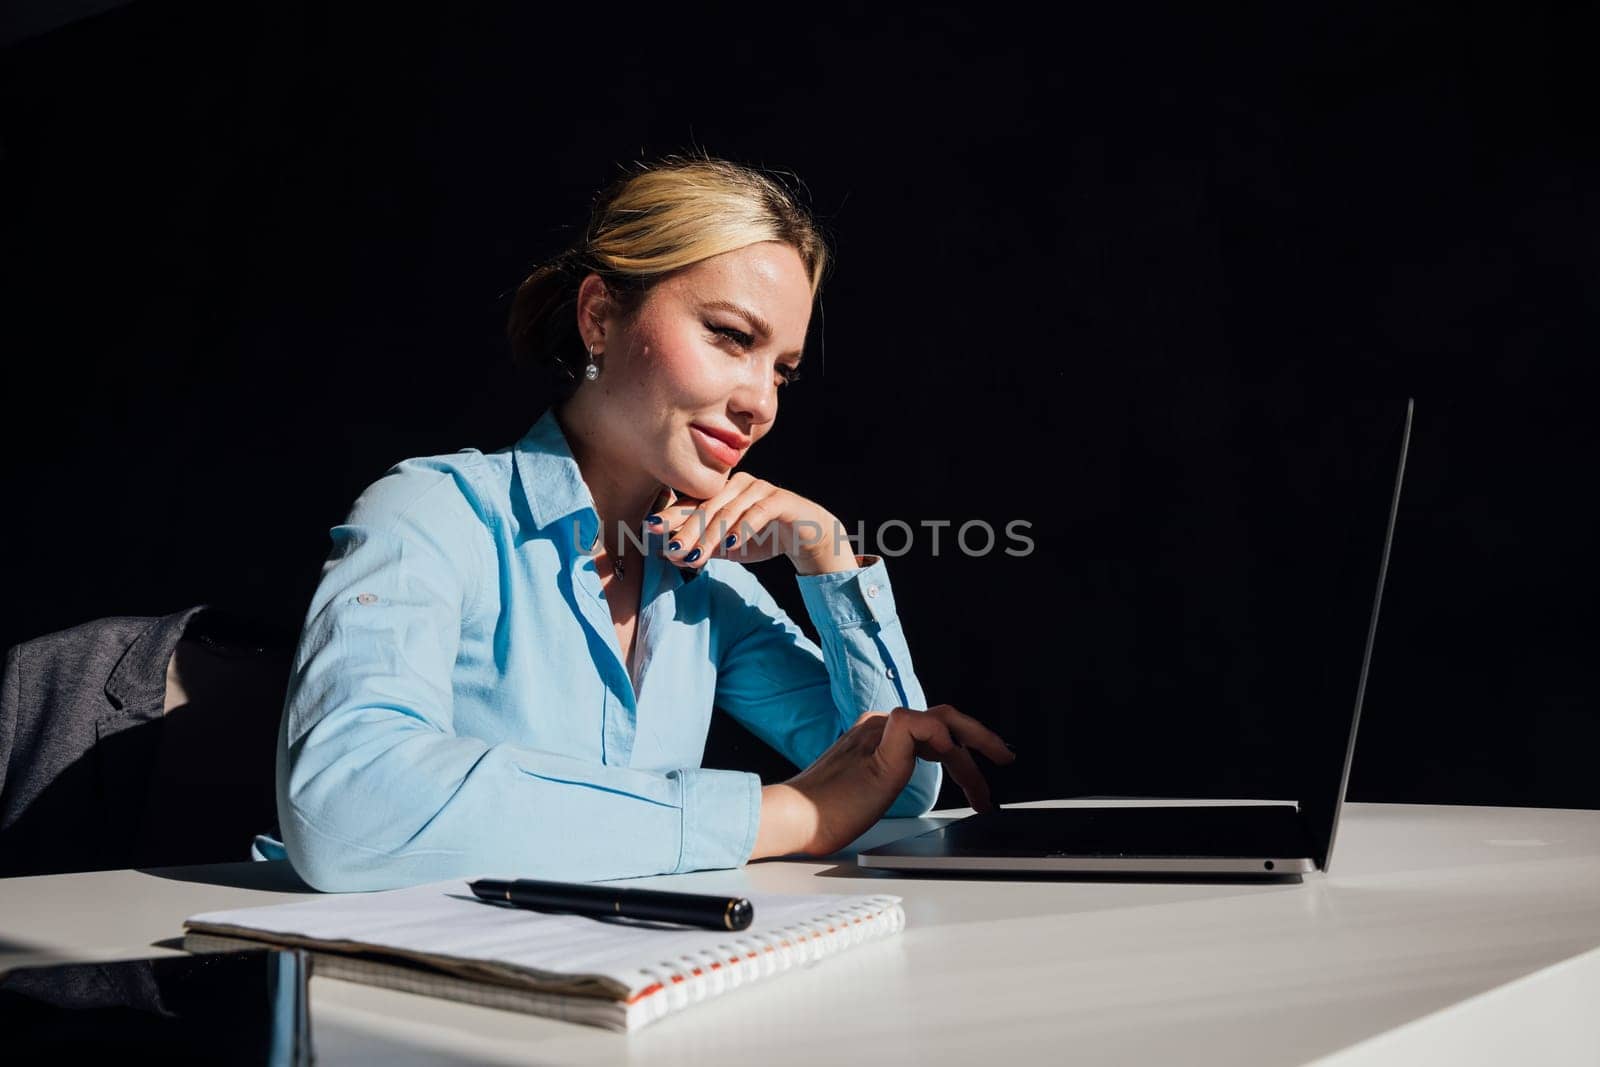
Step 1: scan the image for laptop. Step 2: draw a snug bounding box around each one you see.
[859,399,1414,877]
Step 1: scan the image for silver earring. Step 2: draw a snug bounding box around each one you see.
[584,343,600,381]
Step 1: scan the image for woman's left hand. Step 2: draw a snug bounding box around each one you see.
[650,474,858,576]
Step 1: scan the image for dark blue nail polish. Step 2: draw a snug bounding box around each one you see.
[724,534,737,548]
[646,515,663,526]
[684,548,702,563]
[668,540,681,553]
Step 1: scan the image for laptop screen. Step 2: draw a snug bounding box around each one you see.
[969,395,1413,870]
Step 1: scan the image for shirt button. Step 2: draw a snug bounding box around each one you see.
[865,585,880,599]
[355,592,378,605]
[886,667,896,679]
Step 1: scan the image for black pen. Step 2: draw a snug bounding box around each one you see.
[468,878,754,931]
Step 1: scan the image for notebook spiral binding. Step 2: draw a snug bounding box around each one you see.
[631,895,906,1023]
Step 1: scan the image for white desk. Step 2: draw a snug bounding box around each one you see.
[3,800,1598,1065]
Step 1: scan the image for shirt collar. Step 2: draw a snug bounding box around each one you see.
[511,408,694,579]
[512,408,598,536]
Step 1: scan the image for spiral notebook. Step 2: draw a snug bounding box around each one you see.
[182,879,905,1032]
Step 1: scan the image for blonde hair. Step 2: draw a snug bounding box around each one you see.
[508,151,830,398]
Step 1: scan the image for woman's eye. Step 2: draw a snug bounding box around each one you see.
[708,324,797,386]
[709,324,755,349]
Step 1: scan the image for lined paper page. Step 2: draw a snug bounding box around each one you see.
[185,880,903,1000]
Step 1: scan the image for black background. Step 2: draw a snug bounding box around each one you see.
[3,2,1595,812]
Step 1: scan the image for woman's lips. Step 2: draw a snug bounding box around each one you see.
[689,424,745,467]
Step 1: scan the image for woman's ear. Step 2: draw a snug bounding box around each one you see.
[574,272,613,348]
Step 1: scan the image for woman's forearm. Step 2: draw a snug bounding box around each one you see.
[751,783,814,859]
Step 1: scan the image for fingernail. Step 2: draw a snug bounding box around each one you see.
[646,515,663,526]
[668,540,681,553]
[684,548,702,563]
[723,534,737,548]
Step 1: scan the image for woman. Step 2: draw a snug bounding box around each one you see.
[272,154,1013,892]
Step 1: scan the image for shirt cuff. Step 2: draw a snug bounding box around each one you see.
[796,554,898,630]
[251,833,288,862]
[674,767,763,873]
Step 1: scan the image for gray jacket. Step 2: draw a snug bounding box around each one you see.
[0,606,285,877]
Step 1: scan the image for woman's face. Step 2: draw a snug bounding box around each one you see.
[577,241,812,501]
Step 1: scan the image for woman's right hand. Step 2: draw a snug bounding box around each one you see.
[751,705,1015,859]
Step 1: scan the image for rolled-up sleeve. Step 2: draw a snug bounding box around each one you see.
[708,555,942,818]
[278,461,761,892]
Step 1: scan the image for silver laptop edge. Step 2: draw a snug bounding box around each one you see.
[1318,397,1413,873]
[856,853,1317,874]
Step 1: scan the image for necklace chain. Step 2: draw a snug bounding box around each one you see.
[603,515,650,580]
[611,532,627,579]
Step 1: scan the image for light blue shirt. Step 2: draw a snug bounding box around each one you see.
[264,409,939,891]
